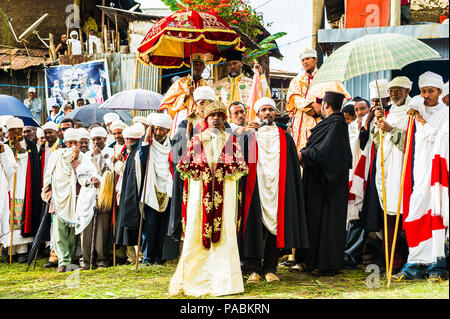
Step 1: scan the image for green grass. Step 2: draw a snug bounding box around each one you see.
[0,256,448,299]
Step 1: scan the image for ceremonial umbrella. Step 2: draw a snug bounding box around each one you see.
[136,9,245,69]
[65,103,132,126]
[99,89,163,111]
[311,33,440,85]
[312,33,440,287]
[0,94,39,126]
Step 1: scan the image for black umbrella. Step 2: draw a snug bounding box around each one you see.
[26,201,51,271]
[65,104,132,126]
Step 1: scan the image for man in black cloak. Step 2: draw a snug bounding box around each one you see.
[298,91,353,276]
[115,126,144,251]
[238,97,309,284]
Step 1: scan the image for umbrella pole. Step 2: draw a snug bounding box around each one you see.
[133,56,139,117]
[373,72,390,283]
[387,111,415,287]
[9,148,18,265]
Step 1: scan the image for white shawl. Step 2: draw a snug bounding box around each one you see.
[140,137,172,213]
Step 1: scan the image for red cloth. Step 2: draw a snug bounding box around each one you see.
[401,0,409,6]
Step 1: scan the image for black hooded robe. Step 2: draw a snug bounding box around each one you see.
[300,112,352,273]
[238,127,309,260]
[115,142,141,247]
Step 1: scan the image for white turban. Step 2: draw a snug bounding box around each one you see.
[442,81,449,98]
[63,128,81,142]
[418,71,444,90]
[103,113,120,124]
[388,76,413,90]
[77,128,90,140]
[42,121,59,132]
[254,97,276,114]
[90,126,108,138]
[132,116,147,126]
[151,113,172,129]
[70,30,78,38]
[6,117,24,130]
[36,127,45,139]
[123,124,145,139]
[300,48,317,60]
[193,86,216,102]
[369,79,389,100]
[110,120,127,132]
[146,113,155,125]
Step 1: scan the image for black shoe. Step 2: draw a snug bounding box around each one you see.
[16,254,27,263]
[43,261,58,268]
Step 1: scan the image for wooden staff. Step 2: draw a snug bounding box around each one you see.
[79,29,84,55]
[111,31,116,53]
[9,147,18,265]
[387,110,415,287]
[103,26,109,53]
[115,14,119,52]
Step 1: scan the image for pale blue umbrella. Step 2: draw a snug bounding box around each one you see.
[99,89,163,111]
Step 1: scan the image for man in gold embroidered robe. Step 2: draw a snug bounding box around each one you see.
[213,50,270,109]
[169,100,248,297]
[286,48,320,156]
[160,53,210,138]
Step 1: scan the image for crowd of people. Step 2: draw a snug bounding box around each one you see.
[0,48,448,297]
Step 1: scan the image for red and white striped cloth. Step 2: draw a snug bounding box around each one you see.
[403,102,448,264]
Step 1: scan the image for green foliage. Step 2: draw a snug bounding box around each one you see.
[247,32,287,62]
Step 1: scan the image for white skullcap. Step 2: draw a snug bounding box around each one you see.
[193,86,216,102]
[90,126,108,138]
[28,87,36,93]
[132,116,147,126]
[254,97,276,114]
[151,113,172,129]
[418,71,444,90]
[110,120,127,132]
[42,121,59,132]
[388,76,413,90]
[103,113,120,124]
[123,124,145,139]
[442,81,449,98]
[63,128,81,142]
[77,128,90,139]
[300,48,317,60]
[369,79,390,100]
[6,117,24,130]
[36,127,45,139]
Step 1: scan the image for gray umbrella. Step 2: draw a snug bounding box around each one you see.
[65,103,132,126]
[98,89,163,110]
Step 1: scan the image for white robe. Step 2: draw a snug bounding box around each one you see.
[0,144,18,247]
[140,138,173,213]
[374,97,411,215]
[405,102,449,265]
[43,148,81,226]
[75,147,113,235]
[0,140,33,248]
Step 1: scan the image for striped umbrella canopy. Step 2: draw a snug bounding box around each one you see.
[312,33,441,85]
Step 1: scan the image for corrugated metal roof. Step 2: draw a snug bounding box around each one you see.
[318,23,449,43]
[0,48,49,70]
